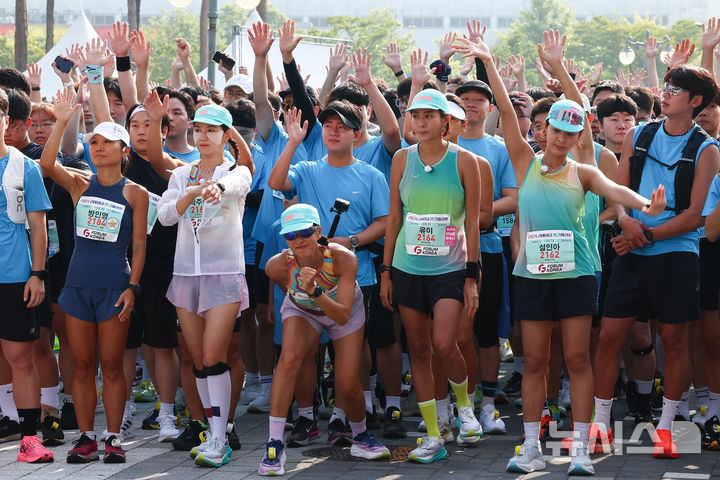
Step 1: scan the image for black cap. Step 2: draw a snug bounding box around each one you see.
[455,80,493,103]
[279,86,319,107]
[318,102,362,131]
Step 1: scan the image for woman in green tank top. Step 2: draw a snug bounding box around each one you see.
[455,31,666,475]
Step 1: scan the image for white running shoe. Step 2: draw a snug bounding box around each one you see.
[500,338,514,362]
[456,405,482,445]
[157,414,180,442]
[195,437,230,467]
[438,420,455,443]
[408,435,448,463]
[247,384,271,413]
[506,442,545,473]
[568,442,594,475]
[100,417,134,442]
[479,404,506,434]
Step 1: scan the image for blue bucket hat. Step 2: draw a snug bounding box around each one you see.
[279,204,321,235]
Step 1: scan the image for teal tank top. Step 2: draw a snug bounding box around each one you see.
[568,142,604,273]
[513,156,594,279]
[392,142,467,275]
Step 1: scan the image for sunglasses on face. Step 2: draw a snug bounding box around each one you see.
[663,83,687,96]
[283,226,318,241]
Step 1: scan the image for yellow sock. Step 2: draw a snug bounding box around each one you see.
[450,377,471,408]
[418,399,441,438]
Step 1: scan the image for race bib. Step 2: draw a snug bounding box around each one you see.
[76,196,126,242]
[48,219,59,257]
[272,189,285,200]
[146,193,161,234]
[404,213,456,256]
[497,214,515,237]
[188,197,204,228]
[525,230,575,274]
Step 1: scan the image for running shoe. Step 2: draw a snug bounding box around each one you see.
[382,407,407,439]
[438,420,455,443]
[495,387,509,405]
[479,404,506,434]
[172,420,208,451]
[456,405,482,445]
[195,437,230,467]
[350,431,390,460]
[17,435,53,463]
[634,393,655,425]
[227,421,242,450]
[157,414,180,442]
[120,416,135,440]
[0,416,20,443]
[248,384,271,413]
[133,380,157,403]
[366,408,380,430]
[703,416,720,450]
[242,377,261,405]
[500,338,514,362]
[41,415,65,446]
[506,442,545,473]
[142,401,160,429]
[567,442,594,475]
[328,418,353,446]
[67,434,99,463]
[258,439,286,476]
[287,416,320,447]
[589,424,614,454]
[60,400,78,430]
[103,435,125,463]
[408,435,447,463]
[693,405,709,429]
[190,430,210,459]
[652,428,678,459]
[503,372,522,396]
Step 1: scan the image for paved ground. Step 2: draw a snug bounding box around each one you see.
[1,363,719,479]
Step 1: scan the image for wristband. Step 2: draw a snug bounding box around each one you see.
[618,214,628,223]
[429,60,451,82]
[116,56,131,72]
[62,81,75,88]
[86,64,104,84]
[465,261,480,281]
[394,69,405,78]
[31,86,40,92]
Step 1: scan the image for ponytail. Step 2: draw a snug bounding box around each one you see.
[227,137,240,170]
[317,236,329,246]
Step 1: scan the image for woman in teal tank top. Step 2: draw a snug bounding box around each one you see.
[455,31,666,475]
[380,88,482,463]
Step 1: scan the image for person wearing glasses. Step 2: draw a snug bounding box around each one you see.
[454,31,667,474]
[257,203,390,476]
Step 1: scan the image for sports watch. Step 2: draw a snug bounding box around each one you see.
[309,285,323,298]
[349,235,360,250]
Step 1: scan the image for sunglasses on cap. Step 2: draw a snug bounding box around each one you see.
[281,100,294,111]
[282,226,318,241]
[662,83,687,96]
[548,108,583,126]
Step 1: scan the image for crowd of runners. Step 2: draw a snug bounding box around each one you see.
[2,14,720,476]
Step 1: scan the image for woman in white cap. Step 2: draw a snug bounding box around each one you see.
[39,88,149,464]
[258,203,389,476]
[157,103,252,468]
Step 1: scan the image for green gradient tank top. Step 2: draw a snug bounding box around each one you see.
[513,156,594,279]
[392,142,467,275]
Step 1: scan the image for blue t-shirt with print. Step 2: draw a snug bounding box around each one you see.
[0,151,52,283]
[459,135,518,254]
[631,121,719,256]
[285,158,390,287]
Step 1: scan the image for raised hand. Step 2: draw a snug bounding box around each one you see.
[545,78,562,93]
[248,21,274,57]
[508,54,525,77]
[103,49,115,78]
[408,49,433,86]
[143,90,168,122]
[51,57,73,83]
[108,21,132,57]
[702,17,720,51]
[276,71,290,91]
[667,38,695,68]
[329,43,349,73]
[175,38,191,61]
[535,57,553,83]
[84,38,113,67]
[198,76,211,91]
[590,62,603,84]
[615,70,630,88]
[439,31,458,63]
[130,29,152,69]
[538,30,566,68]
[347,48,373,87]
[645,36,660,58]
[563,58,579,75]
[383,42,403,73]
[460,57,474,76]
[171,56,183,73]
[51,88,82,124]
[452,36,492,64]
[70,45,88,73]
[278,19,302,61]
[285,107,308,145]
[26,63,42,89]
[466,19,487,44]
[499,63,517,90]
[631,67,647,86]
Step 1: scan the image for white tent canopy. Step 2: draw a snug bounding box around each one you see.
[25,12,101,98]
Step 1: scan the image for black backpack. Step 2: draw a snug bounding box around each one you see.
[629,121,710,214]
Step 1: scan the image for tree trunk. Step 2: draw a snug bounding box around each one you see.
[128,0,140,33]
[15,0,28,70]
[257,0,267,21]
[200,0,209,68]
[45,0,54,52]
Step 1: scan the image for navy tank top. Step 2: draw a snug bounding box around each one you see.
[65,175,133,289]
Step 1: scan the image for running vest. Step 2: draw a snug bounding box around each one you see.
[286,244,339,313]
[2,147,27,225]
[514,156,594,279]
[392,142,467,276]
[630,121,710,214]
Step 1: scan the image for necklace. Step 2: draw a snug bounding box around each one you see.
[198,162,219,175]
[540,158,567,175]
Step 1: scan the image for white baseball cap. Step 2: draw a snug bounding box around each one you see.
[83,121,131,145]
[224,74,253,94]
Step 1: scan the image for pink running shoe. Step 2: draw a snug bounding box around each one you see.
[17,435,54,463]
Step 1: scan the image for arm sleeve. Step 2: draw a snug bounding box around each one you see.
[157,170,184,226]
[283,59,317,138]
[475,58,489,85]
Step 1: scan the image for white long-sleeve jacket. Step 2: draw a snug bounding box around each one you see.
[158,161,252,276]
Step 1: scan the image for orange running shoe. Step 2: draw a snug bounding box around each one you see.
[652,428,678,459]
[17,435,54,463]
[589,424,614,454]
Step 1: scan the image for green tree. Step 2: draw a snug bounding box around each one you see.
[301,7,416,84]
[217,2,286,50]
[143,8,200,83]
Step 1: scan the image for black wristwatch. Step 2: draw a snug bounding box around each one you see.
[378,264,392,274]
[643,230,654,243]
[309,285,323,298]
[349,235,360,250]
[128,283,142,295]
[30,270,47,280]
[217,182,226,193]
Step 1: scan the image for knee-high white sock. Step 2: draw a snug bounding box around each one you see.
[195,375,212,421]
[0,384,18,422]
[207,371,232,441]
[40,385,60,411]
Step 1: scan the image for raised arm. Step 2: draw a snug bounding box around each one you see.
[508,55,527,93]
[279,20,317,136]
[701,18,720,76]
[383,42,407,83]
[176,38,200,87]
[143,91,185,179]
[320,43,349,108]
[130,29,152,102]
[644,37,660,90]
[248,21,276,142]
[348,48,401,154]
[108,21,138,109]
[402,49,434,145]
[267,107,306,192]
[26,63,42,104]
[82,39,114,125]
